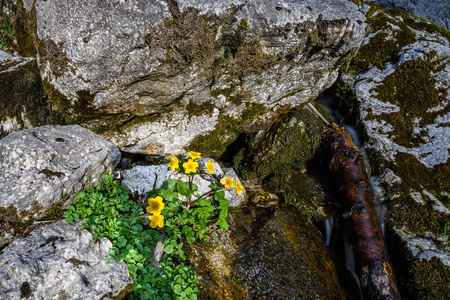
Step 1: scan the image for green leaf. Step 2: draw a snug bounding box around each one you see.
[66,215,73,224]
[214,191,225,201]
[164,244,174,254]
[181,226,192,235]
[162,179,183,191]
[173,284,183,295]
[216,218,229,230]
[76,191,86,200]
[209,183,221,190]
[186,235,196,244]
[177,182,191,197]
[146,189,159,200]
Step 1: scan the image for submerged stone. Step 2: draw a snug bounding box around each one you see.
[184,206,347,299]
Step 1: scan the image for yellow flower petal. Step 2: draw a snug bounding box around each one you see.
[206,160,214,174]
[236,180,243,195]
[146,196,165,215]
[183,159,199,174]
[187,151,201,160]
[220,176,235,189]
[168,156,179,171]
[149,214,164,228]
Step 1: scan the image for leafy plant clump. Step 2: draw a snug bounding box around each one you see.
[65,151,240,299]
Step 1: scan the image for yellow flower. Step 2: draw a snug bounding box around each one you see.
[206,160,214,174]
[168,156,179,171]
[148,214,164,228]
[221,176,235,189]
[236,180,243,195]
[146,196,165,215]
[187,151,201,160]
[183,159,199,174]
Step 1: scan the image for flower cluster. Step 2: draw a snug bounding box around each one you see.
[168,151,243,195]
[146,196,165,228]
[220,175,243,195]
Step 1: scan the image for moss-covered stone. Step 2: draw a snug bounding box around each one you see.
[14,0,38,57]
[189,103,278,157]
[229,104,328,219]
[348,4,416,73]
[409,257,450,300]
[0,60,63,138]
[371,59,448,147]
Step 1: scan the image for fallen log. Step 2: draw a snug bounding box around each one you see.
[324,124,401,300]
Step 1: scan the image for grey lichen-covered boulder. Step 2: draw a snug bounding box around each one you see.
[184,206,347,299]
[336,3,450,298]
[13,0,366,156]
[0,50,62,139]
[120,158,246,208]
[0,125,121,247]
[369,0,450,29]
[0,220,133,300]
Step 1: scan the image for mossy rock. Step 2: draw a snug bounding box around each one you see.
[227,104,330,220]
[0,54,63,138]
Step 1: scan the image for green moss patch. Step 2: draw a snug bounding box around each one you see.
[409,258,450,300]
[383,152,449,235]
[349,5,416,73]
[372,58,449,148]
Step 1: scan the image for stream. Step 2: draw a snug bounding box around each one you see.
[316,91,390,300]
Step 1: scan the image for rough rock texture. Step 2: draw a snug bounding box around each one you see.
[13,0,366,156]
[0,125,121,247]
[0,220,133,300]
[369,0,450,29]
[0,51,62,139]
[120,158,246,207]
[184,206,347,299]
[231,104,329,220]
[337,3,450,298]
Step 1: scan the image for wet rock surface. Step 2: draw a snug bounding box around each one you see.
[0,220,132,300]
[184,206,347,299]
[0,125,120,247]
[11,0,366,156]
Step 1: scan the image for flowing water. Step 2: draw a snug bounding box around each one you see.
[315,91,388,300]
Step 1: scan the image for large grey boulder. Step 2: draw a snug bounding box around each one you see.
[0,220,133,300]
[369,0,450,29]
[0,125,121,247]
[0,50,62,139]
[14,0,366,156]
[337,3,450,297]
